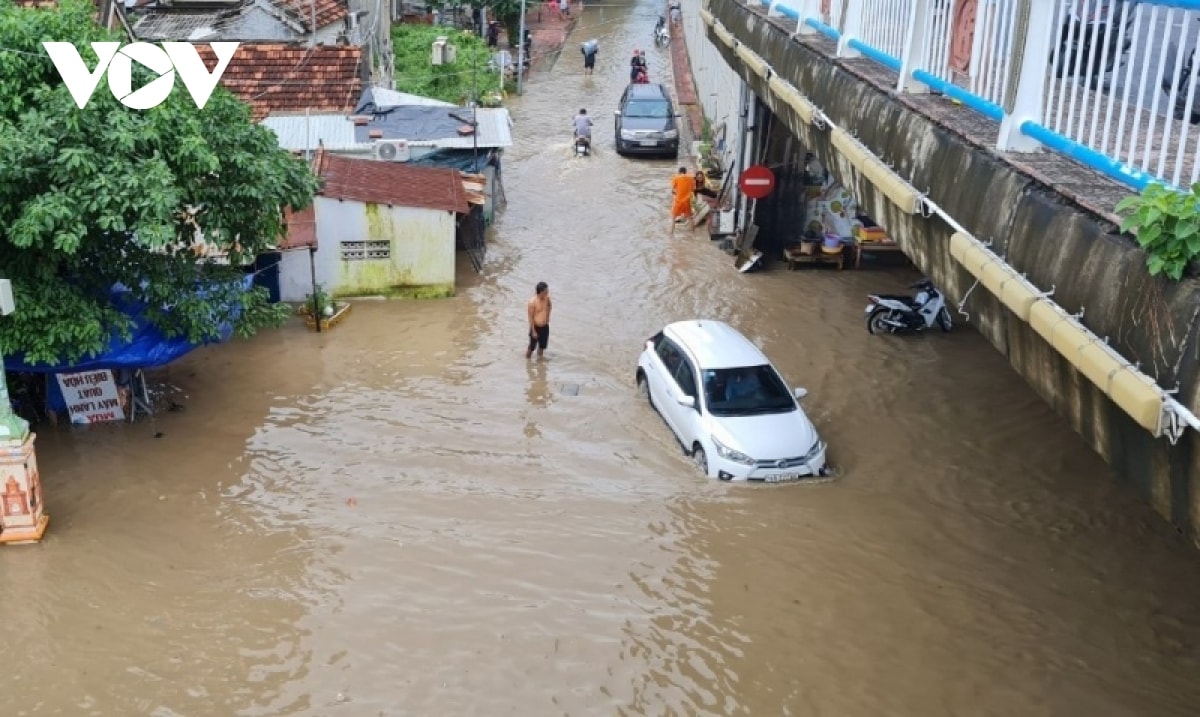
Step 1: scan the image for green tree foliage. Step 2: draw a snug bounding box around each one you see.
[1116,183,1200,281]
[0,0,319,364]
[392,24,504,104]
[487,0,525,53]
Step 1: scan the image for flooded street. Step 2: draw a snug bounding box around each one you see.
[7,1,1200,715]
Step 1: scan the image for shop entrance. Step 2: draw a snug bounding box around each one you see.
[745,105,914,275]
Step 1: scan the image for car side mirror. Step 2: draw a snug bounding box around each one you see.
[793,387,808,400]
[677,395,696,408]
[614,110,622,116]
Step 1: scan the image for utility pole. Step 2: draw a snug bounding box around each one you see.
[516,0,527,95]
[472,48,479,173]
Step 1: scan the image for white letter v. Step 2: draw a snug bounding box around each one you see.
[42,42,121,109]
[164,42,240,110]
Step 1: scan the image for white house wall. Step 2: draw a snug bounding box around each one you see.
[279,196,457,301]
[682,0,744,171]
[314,24,343,45]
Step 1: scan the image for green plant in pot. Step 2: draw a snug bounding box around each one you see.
[304,285,335,318]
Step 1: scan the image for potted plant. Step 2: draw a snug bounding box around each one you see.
[301,284,352,330]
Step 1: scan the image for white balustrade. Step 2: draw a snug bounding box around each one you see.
[858,0,913,61]
[1040,0,1200,187]
[743,0,1200,188]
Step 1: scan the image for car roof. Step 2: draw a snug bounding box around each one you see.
[626,83,670,100]
[663,320,769,370]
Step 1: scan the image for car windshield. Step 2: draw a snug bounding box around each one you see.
[702,365,796,417]
[624,100,670,118]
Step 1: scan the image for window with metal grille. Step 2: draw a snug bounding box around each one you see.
[340,240,391,261]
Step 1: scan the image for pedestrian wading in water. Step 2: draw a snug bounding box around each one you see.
[526,281,552,359]
[670,166,696,233]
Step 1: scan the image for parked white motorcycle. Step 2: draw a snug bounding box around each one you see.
[653,16,670,47]
[864,279,953,335]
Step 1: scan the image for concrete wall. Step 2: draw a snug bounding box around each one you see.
[348,0,393,87]
[707,0,1200,540]
[280,196,456,301]
[680,0,745,165]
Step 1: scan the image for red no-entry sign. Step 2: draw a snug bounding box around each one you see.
[739,164,776,199]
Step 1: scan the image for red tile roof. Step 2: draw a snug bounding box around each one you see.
[315,151,469,214]
[271,0,348,31]
[280,204,317,250]
[196,44,363,121]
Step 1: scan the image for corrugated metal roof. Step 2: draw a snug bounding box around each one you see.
[261,113,365,152]
[264,107,515,151]
[366,87,456,108]
[353,106,514,149]
[410,108,514,149]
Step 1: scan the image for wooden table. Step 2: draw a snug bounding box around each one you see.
[783,244,846,271]
[853,241,906,269]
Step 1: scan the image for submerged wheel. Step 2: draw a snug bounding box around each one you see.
[637,373,651,404]
[692,445,708,476]
[938,307,953,333]
[867,307,893,335]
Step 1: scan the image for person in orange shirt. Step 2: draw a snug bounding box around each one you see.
[670,166,696,233]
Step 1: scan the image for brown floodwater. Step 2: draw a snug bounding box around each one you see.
[5,3,1200,715]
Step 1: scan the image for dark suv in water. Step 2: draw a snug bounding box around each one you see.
[614,83,680,158]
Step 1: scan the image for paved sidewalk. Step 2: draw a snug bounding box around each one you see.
[499,2,580,76]
[666,7,705,149]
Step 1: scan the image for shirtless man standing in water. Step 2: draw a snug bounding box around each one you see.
[526,281,552,360]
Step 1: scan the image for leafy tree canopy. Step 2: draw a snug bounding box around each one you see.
[0,0,320,365]
[392,24,503,104]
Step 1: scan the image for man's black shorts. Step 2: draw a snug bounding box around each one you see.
[584,55,595,69]
[528,324,550,351]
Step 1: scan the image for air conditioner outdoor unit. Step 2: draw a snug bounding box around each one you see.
[373,139,410,162]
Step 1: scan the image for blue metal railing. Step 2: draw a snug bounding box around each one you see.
[911,70,1005,122]
[1020,121,1155,191]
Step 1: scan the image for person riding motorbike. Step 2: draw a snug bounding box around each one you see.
[573,108,593,151]
[630,49,648,83]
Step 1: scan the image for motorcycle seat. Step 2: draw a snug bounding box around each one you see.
[874,294,920,306]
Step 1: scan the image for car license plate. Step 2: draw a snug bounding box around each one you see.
[765,472,802,483]
[639,140,657,146]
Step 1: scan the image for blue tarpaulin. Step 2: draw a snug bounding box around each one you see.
[5,274,253,374]
[6,275,254,416]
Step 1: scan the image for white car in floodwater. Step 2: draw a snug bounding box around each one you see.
[635,320,829,482]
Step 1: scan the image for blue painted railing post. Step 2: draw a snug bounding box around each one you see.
[997,0,1057,152]
[897,0,934,94]
[836,0,865,58]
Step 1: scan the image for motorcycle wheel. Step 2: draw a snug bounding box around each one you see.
[866,307,894,335]
[938,307,953,333]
